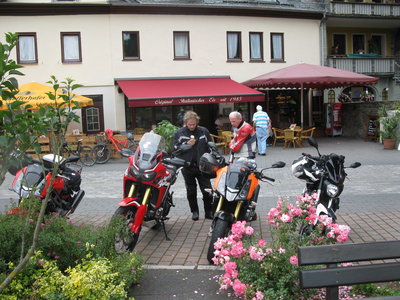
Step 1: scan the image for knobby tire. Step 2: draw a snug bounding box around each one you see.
[113,206,141,253]
[207,218,230,264]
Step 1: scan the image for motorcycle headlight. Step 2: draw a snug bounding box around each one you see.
[142,171,156,181]
[326,183,339,197]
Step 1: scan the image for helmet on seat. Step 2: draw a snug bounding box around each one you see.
[199,153,221,178]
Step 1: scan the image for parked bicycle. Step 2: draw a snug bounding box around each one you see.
[62,138,96,167]
[93,129,138,164]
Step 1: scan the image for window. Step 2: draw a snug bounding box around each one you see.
[17,33,38,64]
[173,31,190,60]
[369,34,385,55]
[249,32,263,61]
[227,32,242,61]
[122,31,140,60]
[86,107,100,131]
[61,32,82,63]
[352,34,365,54]
[270,33,284,61]
[332,34,346,55]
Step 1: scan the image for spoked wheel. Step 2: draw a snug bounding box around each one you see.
[127,140,139,152]
[79,146,96,167]
[93,144,111,164]
[113,206,141,253]
[207,218,230,264]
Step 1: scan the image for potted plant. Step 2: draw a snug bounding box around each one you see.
[378,106,400,149]
[153,120,179,153]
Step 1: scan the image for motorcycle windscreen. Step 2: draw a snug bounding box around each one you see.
[325,154,346,184]
[137,132,162,170]
[224,164,249,201]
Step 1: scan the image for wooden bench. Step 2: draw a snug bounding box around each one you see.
[298,240,400,300]
[210,134,228,154]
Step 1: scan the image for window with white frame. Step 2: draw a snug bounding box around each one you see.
[86,107,100,132]
[17,33,38,64]
[123,31,140,60]
[227,32,242,61]
[61,32,82,63]
[270,33,284,61]
[249,32,263,61]
[173,31,190,60]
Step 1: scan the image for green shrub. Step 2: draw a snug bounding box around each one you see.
[0,213,143,298]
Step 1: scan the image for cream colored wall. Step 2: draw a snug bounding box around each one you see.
[0,13,321,131]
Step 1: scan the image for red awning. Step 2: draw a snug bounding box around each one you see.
[115,77,265,107]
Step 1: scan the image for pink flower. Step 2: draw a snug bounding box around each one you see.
[254,291,264,300]
[280,214,292,223]
[28,218,34,223]
[289,255,298,265]
[257,239,266,247]
[245,226,254,235]
[37,259,45,266]
[278,247,286,254]
[232,279,246,296]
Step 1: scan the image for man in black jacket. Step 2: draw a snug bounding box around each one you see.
[173,111,213,221]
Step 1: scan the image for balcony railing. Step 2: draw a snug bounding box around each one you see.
[330,1,400,17]
[327,56,395,75]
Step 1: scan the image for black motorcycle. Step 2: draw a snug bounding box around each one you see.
[291,137,361,234]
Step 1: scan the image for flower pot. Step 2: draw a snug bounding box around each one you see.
[383,139,396,150]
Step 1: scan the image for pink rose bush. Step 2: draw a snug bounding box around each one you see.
[212,195,351,299]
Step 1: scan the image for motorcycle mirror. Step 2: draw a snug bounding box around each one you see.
[121,148,134,157]
[127,133,134,141]
[349,162,361,168]
[307,137,318,149]
[271,161,286,168]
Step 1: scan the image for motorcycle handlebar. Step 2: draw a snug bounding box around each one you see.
[262,175,275,182]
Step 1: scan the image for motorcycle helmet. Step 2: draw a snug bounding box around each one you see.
[199,153,220,178]
[291,157,312,180]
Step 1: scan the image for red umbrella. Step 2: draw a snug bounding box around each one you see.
[243,63,379,126]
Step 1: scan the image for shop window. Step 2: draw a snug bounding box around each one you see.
[249,32,263,62]
[174,31,190,60]
[227,32,242,61]
[270,33,284,62]
[328,90,335,103]
[17,32,38,64]
[123,31,140,60]
[61,32,82,63]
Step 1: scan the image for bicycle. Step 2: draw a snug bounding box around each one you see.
[93,129,138,164]
[62,138,96,167]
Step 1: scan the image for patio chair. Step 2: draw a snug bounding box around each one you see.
[283,129,299,148]
[300,127,316,143]
[210,133,228,154]
[272,127,285,147]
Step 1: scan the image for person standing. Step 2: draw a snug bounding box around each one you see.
[228,111,256,159]
[173,111,213,221]
[252,105,271,156]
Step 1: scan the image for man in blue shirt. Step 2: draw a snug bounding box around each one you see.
[252,105,271,156]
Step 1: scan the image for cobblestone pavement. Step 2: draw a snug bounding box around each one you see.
[1,137,400,268]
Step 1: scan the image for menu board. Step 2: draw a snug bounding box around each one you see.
[365,115,379,140]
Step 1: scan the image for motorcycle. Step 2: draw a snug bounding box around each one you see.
[291,137,361,235]
[9,152,85,217]
[113,132,190,252]
[199,144,286,264]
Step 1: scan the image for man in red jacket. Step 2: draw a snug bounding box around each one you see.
[228,111,256,159]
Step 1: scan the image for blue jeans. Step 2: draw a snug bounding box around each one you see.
[256,127,268,154]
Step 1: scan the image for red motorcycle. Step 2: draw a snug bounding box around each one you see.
[113,132,189,252]
[9,153,84,217]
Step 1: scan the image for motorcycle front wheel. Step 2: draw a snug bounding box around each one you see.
[93,144,111,164]
[113,206,141,253]
[207,218,230,264]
